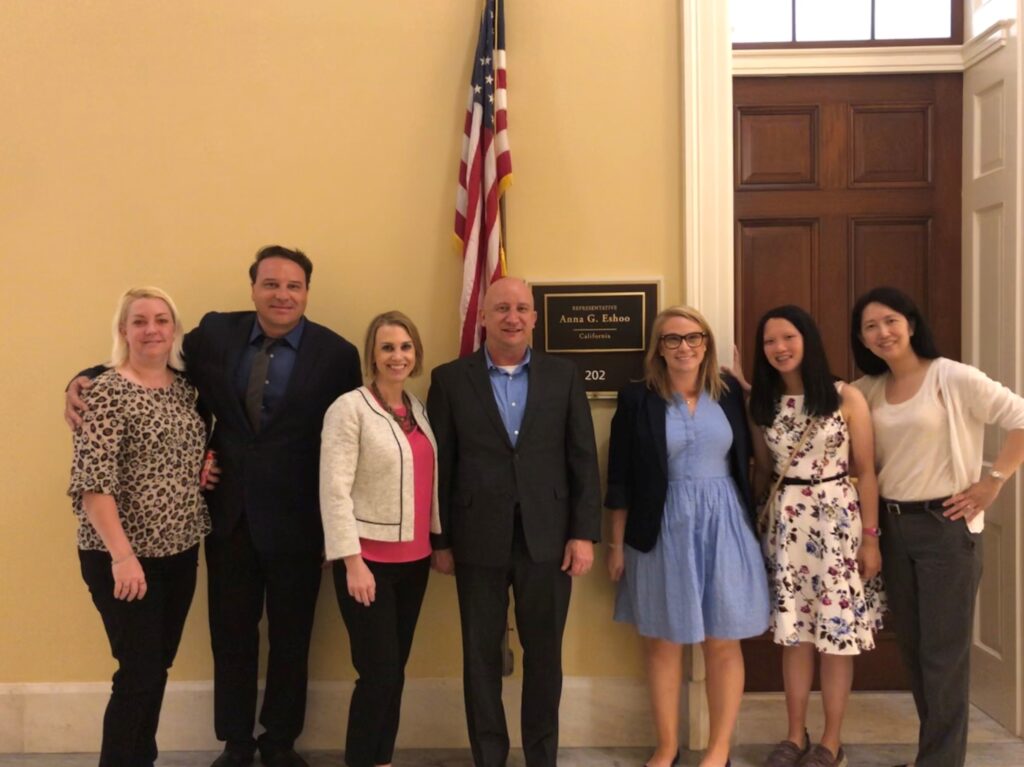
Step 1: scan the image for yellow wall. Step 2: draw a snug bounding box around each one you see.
[0,1,681,684]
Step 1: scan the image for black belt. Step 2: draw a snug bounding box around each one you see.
[776,471,848,486]
[881,497,950,515]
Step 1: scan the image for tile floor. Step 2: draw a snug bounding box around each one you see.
[3,699,1022,766]
[3,742,1024,766]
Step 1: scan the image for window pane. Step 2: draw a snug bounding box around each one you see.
[731,0,793,43]
[795,0,871,41]
[876,0,952,40]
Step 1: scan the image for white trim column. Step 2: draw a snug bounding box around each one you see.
[682,0,735,354]
[680,0,735,750]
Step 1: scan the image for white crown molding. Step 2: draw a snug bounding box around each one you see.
[732,19,1015,77]
[962,19,1014,70]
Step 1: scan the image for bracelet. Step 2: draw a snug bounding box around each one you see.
[607,542,622,549]
[862,527,881,539]
[989,468,1009,483]
[111,553,136,565]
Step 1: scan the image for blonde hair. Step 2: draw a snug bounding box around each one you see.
[363,310,425,380]
[643,305,726,401]
[110,287,186,371]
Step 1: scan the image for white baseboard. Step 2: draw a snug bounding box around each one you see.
[3,681,1011,754]
[0,677,654,754]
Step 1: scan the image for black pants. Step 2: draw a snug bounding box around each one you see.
[454,525,572,767]
[334,556,430,767]
[205,516,322,757]
[881,508,983,767]
[79,545,199,767]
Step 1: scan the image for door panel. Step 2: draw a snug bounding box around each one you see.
[962,34,1021,734]
[849,103,933,186]
[734,74,963,692]
[737,107,819,187]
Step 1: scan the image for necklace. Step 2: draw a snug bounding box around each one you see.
[370,382,416,434]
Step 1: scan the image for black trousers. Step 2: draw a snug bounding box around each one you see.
[334,556,430,767]
[79,545,199,767]
[205,515,322,757]
[881,508,983,767]
[454,525,572,767]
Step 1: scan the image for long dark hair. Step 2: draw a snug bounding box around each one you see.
[850,287,941,375]
[750,305,839,427]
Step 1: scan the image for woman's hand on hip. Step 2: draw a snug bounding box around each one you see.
[344,554,376,606]
[943,476,1003,521]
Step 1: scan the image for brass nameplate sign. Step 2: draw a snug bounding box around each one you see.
[544,292,646,353]
[531,282,659,398]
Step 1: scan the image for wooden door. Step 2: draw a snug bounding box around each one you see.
[734,73,963,691]
[962,38,1022,733]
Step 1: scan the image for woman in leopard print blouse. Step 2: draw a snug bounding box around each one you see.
[68,286,211,767]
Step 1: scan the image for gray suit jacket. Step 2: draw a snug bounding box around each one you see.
[427,347,601,566]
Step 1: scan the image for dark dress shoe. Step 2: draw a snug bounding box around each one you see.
[210,749,254,767]
[260,748,309,767]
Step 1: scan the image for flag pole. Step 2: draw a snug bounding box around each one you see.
[497,0,508,274]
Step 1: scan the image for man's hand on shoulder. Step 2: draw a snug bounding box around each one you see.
[561,539,594,577]
[64,376,94,431]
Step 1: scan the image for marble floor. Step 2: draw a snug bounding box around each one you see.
[4,698,1023,766]
[3,742,1024,766]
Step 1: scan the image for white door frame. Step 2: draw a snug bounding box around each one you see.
[682,0,1023,743]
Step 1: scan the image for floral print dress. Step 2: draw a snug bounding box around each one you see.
[762,392,885,653]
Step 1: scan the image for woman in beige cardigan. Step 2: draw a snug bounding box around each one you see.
[851,287,1024,767]
[320,310,441,767]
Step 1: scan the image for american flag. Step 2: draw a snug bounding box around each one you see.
[454,0,512,357]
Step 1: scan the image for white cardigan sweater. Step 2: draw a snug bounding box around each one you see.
[854,357,1024,532]
[319,386,441,560]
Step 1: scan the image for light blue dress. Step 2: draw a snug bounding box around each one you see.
[614,392,770,643]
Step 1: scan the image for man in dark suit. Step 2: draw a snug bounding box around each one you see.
[427,277,601,767]
[66,246,361,767]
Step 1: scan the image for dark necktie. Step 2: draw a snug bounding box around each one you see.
[245,336,276,431]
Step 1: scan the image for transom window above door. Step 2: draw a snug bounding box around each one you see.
[731,0,960,46]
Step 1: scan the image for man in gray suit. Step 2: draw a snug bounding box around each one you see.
[427,277,601,767]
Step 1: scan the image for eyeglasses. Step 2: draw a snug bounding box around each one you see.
[660,332,706,349]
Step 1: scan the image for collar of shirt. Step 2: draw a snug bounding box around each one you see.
[483,345,532,374]
[249,316,306,349]
[483,346,530,445]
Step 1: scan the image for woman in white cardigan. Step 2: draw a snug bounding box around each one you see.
[851,287,1024,767]
[320,310,441,767]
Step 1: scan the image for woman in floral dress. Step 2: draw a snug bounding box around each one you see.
[747,305,885,767]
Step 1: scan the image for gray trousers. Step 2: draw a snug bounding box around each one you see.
[881,506,983,767]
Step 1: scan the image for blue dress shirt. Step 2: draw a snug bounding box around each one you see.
[235,317,306,430]
[484,346,531,446]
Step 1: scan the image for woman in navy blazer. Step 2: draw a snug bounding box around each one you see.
[606,306,769,767]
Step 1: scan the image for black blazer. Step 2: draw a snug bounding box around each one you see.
[79,312,360,552]
[427,348,601,566]
[604,374,754,553]
[180,311,361,553]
